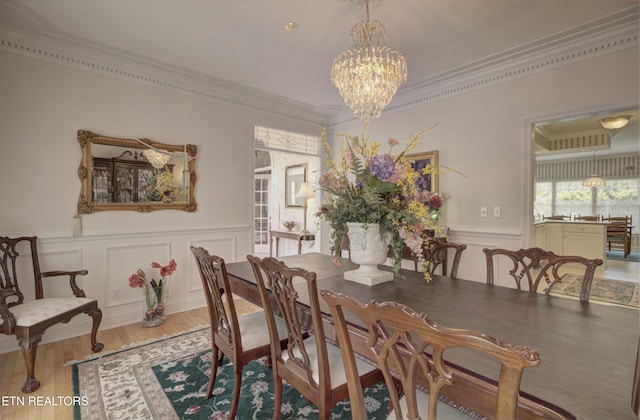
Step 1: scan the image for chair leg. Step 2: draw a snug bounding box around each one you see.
[18,335,42,393]
[273,377,283,419]
[228,363,243,420]
[87,307,104,352]
[207,346,220,399]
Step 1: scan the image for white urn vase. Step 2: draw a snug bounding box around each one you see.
[344,222,394,286]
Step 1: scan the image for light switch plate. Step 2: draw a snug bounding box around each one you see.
[493,207,501,217]
[480,207,488,217]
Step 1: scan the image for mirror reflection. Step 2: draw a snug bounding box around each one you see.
[77,130,197,213]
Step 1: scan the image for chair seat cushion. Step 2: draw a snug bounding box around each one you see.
[0,297,95,327]
[237,310,287,350]
[282,335,378,388]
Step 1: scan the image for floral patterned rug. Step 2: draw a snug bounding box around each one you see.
[548,274,640,308]
[72,327,391,419]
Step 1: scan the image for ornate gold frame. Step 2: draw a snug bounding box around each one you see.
[77,130,198,213]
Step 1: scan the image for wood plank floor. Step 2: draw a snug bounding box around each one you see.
[0,306,218,420]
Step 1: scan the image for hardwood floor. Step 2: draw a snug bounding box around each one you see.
[0,306,212,420]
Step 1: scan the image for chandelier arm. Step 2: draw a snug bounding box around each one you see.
[130,137,195,161]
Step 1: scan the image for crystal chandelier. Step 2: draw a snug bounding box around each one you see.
[143,149,170,169]
[331,0,407,121]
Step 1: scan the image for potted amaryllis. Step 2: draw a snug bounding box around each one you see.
[128,259,176,326]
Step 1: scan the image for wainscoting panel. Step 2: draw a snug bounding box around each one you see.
[106,241,171,308]
[0,226,251,355]
[188,237,238,293]
[448,225,524,288]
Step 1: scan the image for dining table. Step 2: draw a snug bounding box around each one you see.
[225,253,640,420]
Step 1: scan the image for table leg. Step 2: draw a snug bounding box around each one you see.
[275,238,280,257]
[297,239,302,255]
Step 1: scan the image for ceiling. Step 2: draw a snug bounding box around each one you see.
[1,0,638,116]
[1,0,638,158]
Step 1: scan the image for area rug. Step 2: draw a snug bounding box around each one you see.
[549,274,640,308]
[72,327,392,419]
[606,250,640,262]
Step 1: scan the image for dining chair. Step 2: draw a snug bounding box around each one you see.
[405,238,467,278]
[247,255,385,420]
[321,290,541,420]
[0,236,103,393]
[575,214,600,221]
[191,247,288,419]
[543,215,570,220]
[483,246,603,302]
[602,215,632,257]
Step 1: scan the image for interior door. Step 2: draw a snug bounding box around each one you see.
[254,174,270,255]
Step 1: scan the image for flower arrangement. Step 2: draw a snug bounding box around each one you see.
[316,127,450,281]
[140,171,186,203]
[128,259,177,318]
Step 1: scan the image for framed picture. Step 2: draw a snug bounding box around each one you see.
[406,151,439,193]
[285,164,307,207]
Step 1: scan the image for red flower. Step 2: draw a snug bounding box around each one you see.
[428,195,443,209]
[128,273,144,288]
[151,259,177,277]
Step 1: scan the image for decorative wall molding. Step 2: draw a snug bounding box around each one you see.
[2,6,637,129]
[0,26,327,127]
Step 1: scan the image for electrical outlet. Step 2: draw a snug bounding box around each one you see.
[493,207,502,217]
[480,207,488,217]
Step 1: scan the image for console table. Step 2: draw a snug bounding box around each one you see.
[269,230,315,257]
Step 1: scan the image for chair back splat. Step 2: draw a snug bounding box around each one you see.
[483,247,603,302]
[0,236,103,393]
[321,290,541,420]
[422,239,467,279]
[191,247,286,419]
[247,255,384,420]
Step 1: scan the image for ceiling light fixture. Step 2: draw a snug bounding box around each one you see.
[143,149,170,169]
[582,151,606,188]
[330,0,407,121]
[600,115,631,130]
[284,21,298,32]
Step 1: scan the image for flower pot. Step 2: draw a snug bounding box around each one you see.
[141,285,166,328]
[344,222,394,286]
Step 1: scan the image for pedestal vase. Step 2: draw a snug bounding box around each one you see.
[344,222,394,286]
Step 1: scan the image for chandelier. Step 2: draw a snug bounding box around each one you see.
[582,151,605,188]
[143,149,170,169]
[330,0,407,121]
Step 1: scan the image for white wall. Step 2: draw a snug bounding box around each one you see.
[326,46,639,286]
[0,38,637,353]
[0,50,324,353]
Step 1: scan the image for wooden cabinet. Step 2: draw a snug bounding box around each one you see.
[534,221,606,273]
[92,157,172,203]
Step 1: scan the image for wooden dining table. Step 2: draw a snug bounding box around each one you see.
[225,253,640,420]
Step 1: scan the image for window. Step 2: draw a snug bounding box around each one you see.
[596,178,639,221]
[534,177,639,222]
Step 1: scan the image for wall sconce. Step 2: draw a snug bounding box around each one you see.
[295,182,315,234]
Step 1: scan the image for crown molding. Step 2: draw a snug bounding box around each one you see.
[0,25,328,127]
[1,5,637,129]
[330,7,639,126]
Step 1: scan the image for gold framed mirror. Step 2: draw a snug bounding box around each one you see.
[77,130,197,213]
